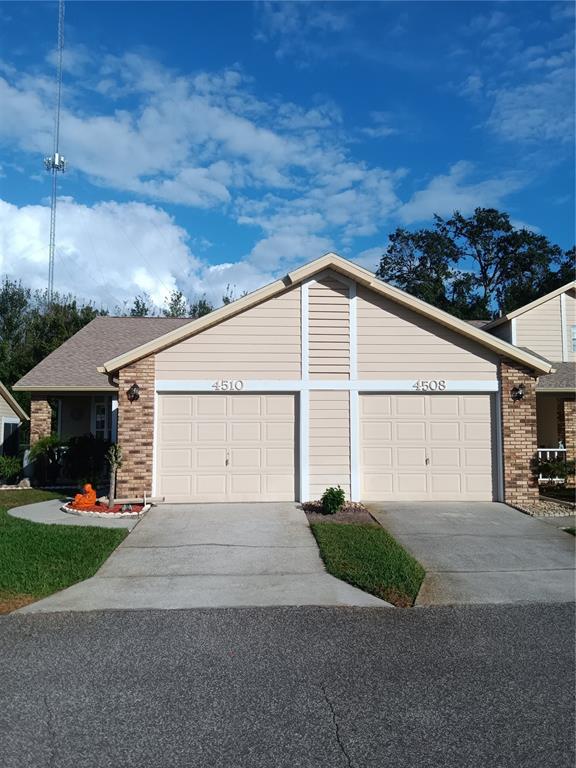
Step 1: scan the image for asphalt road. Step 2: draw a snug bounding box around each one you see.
[1,604,573,768]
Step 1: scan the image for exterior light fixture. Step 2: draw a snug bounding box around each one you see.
[510,384,525,401]
[127,382,140,402]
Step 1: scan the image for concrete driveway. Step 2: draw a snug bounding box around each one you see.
[20,503,388,613]
[369,502,575,605]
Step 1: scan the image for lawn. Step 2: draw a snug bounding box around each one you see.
[0,489,127,613]
[310,521,425,607]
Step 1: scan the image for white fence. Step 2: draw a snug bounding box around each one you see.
[536,447,567,484]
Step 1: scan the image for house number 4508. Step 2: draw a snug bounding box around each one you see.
[212,379,244,391]
[413,379,447,391]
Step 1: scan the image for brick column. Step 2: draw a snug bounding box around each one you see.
[499,360,538,505]
[116,355,155,499]
[30,396,52,445]
[564,399,575,486]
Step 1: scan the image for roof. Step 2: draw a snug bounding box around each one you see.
[483,281,576,330]
[0,382,28,420]
[14,317,191,391]
[467,319,490,328]
[98,253,552,376]
[537,362,576,392]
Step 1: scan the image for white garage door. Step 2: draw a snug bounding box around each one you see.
[156,393,296,503]
[360,394,495,501]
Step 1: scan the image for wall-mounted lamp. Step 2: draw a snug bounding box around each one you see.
[127,382,140,402]
[510,384,525,401]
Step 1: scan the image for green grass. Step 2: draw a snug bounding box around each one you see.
[0,489,127,609]
[310,522,425,606]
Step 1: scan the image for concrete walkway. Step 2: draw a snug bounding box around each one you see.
[369,502,575,606]
[19,503,389,613]
[8,499,139,530]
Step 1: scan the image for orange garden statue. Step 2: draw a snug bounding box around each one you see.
[71,483,97,510]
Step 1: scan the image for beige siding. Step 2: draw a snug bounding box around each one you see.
[490,323,512,343]
[309,390,350,499]
[565,289,576,362]
[156,287,301,380]
[0,396,19,421]
[357,287,498,380]
[515,294,563,361]
[309,275,350,379]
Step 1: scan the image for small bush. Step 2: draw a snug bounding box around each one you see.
[532,456,575,482]
[321,486,346,515]
[0,455,21,484]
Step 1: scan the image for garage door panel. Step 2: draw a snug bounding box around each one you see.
[231,422,261,442]
[361,393,494,501]
[430,422,460,441]
[159,449,191,469]
[398,473,427,493]
[197,422,226,442]
[157,393,296,502]
[159,422,191,443]
[396,422,426,441]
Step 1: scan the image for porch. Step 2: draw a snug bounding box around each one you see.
[536,392,575,484]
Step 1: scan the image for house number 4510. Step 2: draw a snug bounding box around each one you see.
[212,379,244,391]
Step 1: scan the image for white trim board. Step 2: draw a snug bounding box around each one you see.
[560,293,568,362]
[156,379,499,393]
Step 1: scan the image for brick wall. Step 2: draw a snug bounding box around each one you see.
[499,360,538,505]
[116,355,155,498]
[30,396,52,445]
[564,398,575,486]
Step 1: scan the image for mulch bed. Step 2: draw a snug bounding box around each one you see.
[64,503,144,515]
[301,501,376,525]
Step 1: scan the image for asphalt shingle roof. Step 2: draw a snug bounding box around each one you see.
[15,317,191,389]
[536,362,576,391]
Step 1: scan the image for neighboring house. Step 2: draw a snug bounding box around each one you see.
[483,282,576,470]
[0,382,28,456]
[14,253,553,506]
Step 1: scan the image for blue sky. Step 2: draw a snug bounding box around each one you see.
[0,1,574,309]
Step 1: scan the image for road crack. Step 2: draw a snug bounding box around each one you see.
[320,683,354,768]
[43,693,58,768]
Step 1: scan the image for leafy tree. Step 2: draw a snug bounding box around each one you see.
[189,296,214,319]
[162,289,188,318]
[377,208,573,319]
[129,293,154,317]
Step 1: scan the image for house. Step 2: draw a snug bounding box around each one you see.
[0,382,28,456]
[483,282,576,471]
[14,253,556,506]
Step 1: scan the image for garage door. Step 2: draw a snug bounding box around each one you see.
[156,393,296,502]
[360,394,495,501]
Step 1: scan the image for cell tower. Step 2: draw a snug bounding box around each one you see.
[44,0,66,301]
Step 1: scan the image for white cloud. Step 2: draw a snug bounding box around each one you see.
[398,162,525,224]
[361,112,398,139]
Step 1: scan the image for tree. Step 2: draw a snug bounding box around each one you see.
[377,208,573,319]
[189,296,214,319]
[129,293,154,317]
[162,289,188,317]
[222,284,247,305]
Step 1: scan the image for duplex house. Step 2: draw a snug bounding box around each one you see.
[483,282,575,470]
[14,253,562,507]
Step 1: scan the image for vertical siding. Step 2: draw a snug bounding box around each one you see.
[308,276,350,379]
[309,390,350,499]
[565,290,576,362]
[156,287,301,380]
[357,287,498,379]
[515,294,563,361]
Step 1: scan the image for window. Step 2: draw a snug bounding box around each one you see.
[93,397,110,441]
[1,419,19,456]
[572,325,576,353]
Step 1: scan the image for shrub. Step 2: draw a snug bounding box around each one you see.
[532,456,575,482]
[0,455,21,484]
[28,434,62,485]
[321,485,346,515]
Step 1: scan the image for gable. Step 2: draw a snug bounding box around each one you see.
[100,254,551,376]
